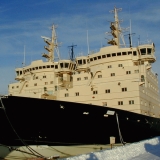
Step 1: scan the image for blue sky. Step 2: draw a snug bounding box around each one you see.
[0,0,160,94]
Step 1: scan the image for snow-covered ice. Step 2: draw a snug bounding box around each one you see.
[63,137,160,160]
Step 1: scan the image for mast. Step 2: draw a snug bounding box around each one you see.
[108,7,125,47]
[42,24,60,62]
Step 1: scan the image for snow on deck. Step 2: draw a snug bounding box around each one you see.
[63,137,160,160]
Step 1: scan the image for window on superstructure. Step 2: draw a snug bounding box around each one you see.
[108,65,112,68]
[93,90,98,94]
[118,64,123,67]
[118,101,123,105]
[39,66,42,69]
[65,93,69,97]
[122,88,127,92]
[84,77,88,80]
[77,78,81,81]
[102,55,106,58]
[83,59,86,64]
[112,53,116,57]
[43,75,46,78]
[134,70,139,73]
[129,100,134,105]
[140,48,146,55]
[128,51,132,55]
[26,84,28,87]
[55,65,58,69]
[36,76,38,79]
[141,75,145,82]
[147,48,152,55]
[107,54,111,57]
[90,58,93,61]
[98,56,101,59]
[47,65,50,68]
[122,52,127,55]
[133,51,137,56]
[98,75,102,78]
[105,89,110,93]
[51,65,54,68]
[60,63,63,68]
[126,71,131,74]
[43,66,46,69]
[32,68,35,70]
[35,67,38,70]
[55,86,58,91]
[75,92,79,96]
[117,52,121,56]
[16,86,19,88]
[20,71,22,75]
[65,63,69,68]
[12,86,14,89]
[50,81,53,84]
[34,83,37,86]
[16,71,19,76]
[111,73,115,76]
[45,82,48,85]
[78,60,82,65]
[94,57,97,60]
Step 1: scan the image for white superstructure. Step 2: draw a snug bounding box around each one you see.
[8,7,160,117]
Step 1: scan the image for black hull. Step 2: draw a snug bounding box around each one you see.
[0,96,160,146]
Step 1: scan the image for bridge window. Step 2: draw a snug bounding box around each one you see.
[133,51,137,56]
[112,53,116,57]
[55,65,58,69]
[43,66,46,69]
[78,59,82,65]
[51,65,54,68]
[107,54,111,57]
[122,52,127,55]
[94,57,97,60]
[117,52,121,56]
[90,58,93,61]
[83,59,86,64]
[47,65,50,68]
[102,55,106,58]
[147,48,152,55]
[140,48,146,55]
[98,56,101,59]
[60,63,63,68]
[65,63,69,68]
[128,51,132,55]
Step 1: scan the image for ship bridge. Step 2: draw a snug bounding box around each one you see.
[55,60,75,74]
[75,56,89,72]
[137,43,156,63]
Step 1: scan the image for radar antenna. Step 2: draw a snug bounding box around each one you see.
[68,44,77,61]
